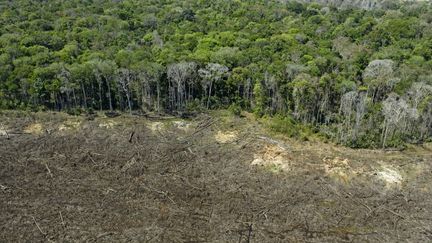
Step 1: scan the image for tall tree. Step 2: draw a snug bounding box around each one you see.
[198,63,229,109]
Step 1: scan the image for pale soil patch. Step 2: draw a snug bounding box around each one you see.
[320,155,405,188]
[214,130,238,143]
[0,127,8,136]
[251,144,290,172]
[2,111,432,242]
[172,121,191,132]
[321,157,405,187]
[23,123,43,135]
[147,121,163,133]
[98,120,118,129]
[58,120,81,132]
[322,157,354,183]
[376,165,403,187]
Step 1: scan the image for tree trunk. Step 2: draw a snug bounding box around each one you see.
[97,80,103,111]
[156,82,160,112]
[81,82,87,109]
[125,89,132,114]
[207,80,213,109]
[106,77,113,111]
[72,89,78,108]
[382,121,388,149]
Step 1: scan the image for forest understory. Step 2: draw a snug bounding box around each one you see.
[1,111,431,242]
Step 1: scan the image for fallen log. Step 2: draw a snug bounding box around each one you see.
[105,111,121,118]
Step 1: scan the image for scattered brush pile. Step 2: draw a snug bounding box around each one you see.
[0,112,431,242]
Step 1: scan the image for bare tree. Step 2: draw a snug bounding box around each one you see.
[339,90,368,143]
[199,63,229,109]
[407,82,432,139]
[407,82,432,110]
[354,91,368,139]
[167,62,197,110]
[263,72,284,114]
[91,59,117,111]
[135,70,151,112]
[290,73,318,123]
[381,93,418,148]
[419,102,432,139]
[133,63,163,113]
[339,91,357,143]
[57,66,77,109]
[117,68,133,114]
[363,59,399,102]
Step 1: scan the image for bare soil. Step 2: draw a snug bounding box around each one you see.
[1,111,431,242]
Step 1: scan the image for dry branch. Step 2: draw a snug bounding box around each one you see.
[32,216,46,236]
[59,211,66,228]
[44,163,53,178]
[128,131,135,143]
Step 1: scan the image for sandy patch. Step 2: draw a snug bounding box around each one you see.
[0,128,8,137]
[172,121,191,132]
[321,157,405,187]
[147,122,163,133]
[59,120,81,132]
[99,120,118,129]
[215,130,238,143]
[323,157,353,183]
[252,144,290,172]
[24,123,43,135]
[376,166,403,187]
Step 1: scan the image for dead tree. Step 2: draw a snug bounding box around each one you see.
[381,93,418,148]
[339,90,368,143]
[363,59,399,103]
[199,63,229,109]
[167,62,197,110]
[407,82,432,140]
[91,59,117,111]
[118,68,133,114]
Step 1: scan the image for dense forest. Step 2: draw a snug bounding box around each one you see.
[0,0,431,148]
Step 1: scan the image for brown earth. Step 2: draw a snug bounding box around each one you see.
[0,111,431,242]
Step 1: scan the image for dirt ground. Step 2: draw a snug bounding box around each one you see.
[1,111,431,242]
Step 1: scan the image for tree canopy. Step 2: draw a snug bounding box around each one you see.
[0,0,431,148]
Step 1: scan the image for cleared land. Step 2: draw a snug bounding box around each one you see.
[1,111,431,242]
